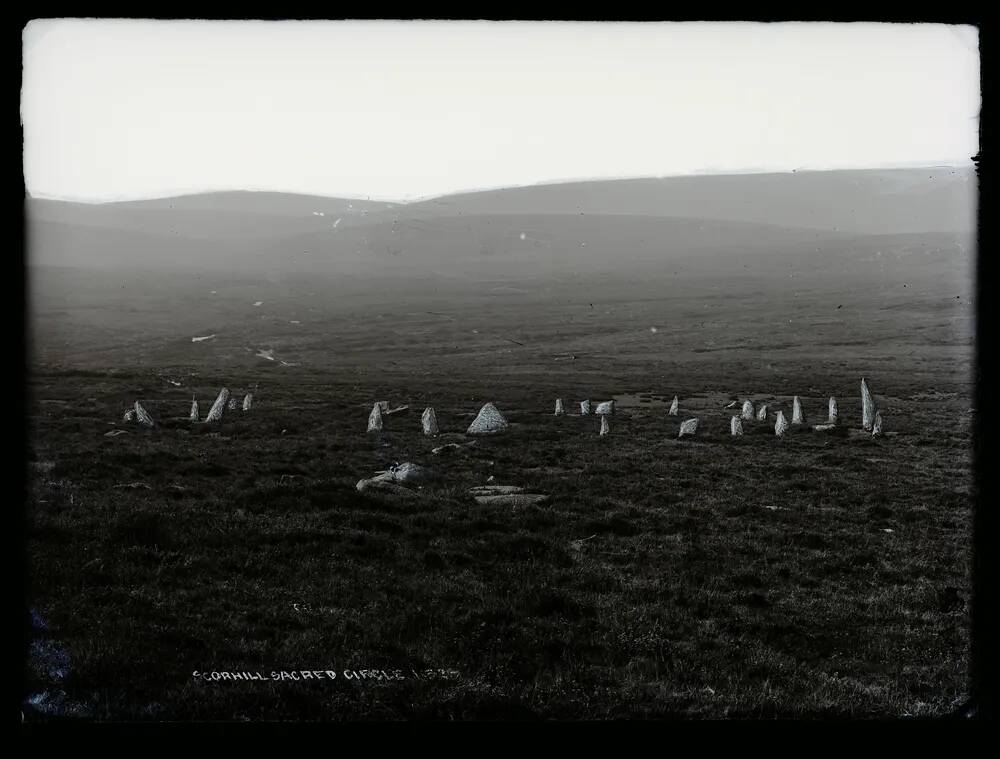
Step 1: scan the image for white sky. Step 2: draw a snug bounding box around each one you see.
[21,20,980,202]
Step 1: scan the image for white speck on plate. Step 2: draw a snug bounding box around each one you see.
[290,320,300,324]
[520,233,526,240]
[650,326,658,333]
[333,218,342,228]
[253,301,263,307]
[191,334,216,343]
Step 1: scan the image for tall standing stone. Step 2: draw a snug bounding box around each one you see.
[668,396,679,416]
[756,403,768,422]
[421,407,439,436]
[467,403,508,435]
[741,400,755,421]
[731,416,744,437]
[678,418,699,438]
[242,393,253,412]
[861,377,875,432]
[134,401,155,428]
[580,400,591,416]
[205,388,230,423]
[872,409,883,437]
[775,410,789,437]
[554,399,565,416]
[829,397,838,424]
[189,397,199,422]
[792,396,804,424]
[367,403,384,433]
[599,416,610,436]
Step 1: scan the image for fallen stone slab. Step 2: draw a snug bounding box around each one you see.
[388,462,433,484]
[431,441,476,455]
[469,485,526,496]
[474,493,550,507]
[355,478,421,500]
[104,429,130,437]
[569,534,598,552]
[384,405,409,416]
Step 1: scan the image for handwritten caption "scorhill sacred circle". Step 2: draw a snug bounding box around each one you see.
[193,669,460,683]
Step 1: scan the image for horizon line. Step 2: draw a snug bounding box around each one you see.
[26,159,975,206]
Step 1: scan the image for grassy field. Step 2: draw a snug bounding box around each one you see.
[23,257,975,720]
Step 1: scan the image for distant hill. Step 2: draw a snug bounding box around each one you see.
[26,167,976,275]
[400,167,977,235]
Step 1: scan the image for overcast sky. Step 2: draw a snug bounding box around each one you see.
[22,20,980,202]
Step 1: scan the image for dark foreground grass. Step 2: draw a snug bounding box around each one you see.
[24,363,973,721]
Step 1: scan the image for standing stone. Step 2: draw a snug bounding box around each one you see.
[861,377,876,431]
[792,396,804,424]
[775,410,789,437]
[580,400,591,416]
[554,398,565,416]
[678,418,699,438]
[123,409,136,422]
[367,403,384,433]
[741,400,755,421]
[205,388,230,423]
[133,401,155,428]
[421,407,439,436]
[872,409,883,437]
[242,393,253,412]
[467,402,508,435]
[731,416,744,437]
[668,396,679,416]
[595,400,615,416]
[599,415,610,436]
[829,397,838,424]
[227,397,240,411]
[756,404,768,422]
[189,398,199,422]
